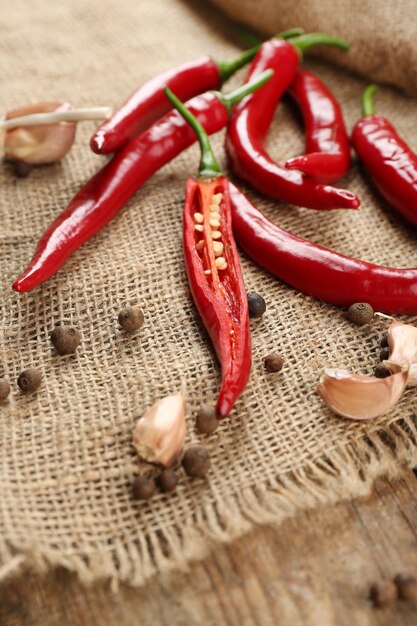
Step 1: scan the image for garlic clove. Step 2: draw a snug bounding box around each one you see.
[384,321,417,385]
[132,390,186,467]
[317,368,408,420]
[4,102,76,164]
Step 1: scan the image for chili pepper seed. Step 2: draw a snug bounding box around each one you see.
[17,368,42,393]
[370,580,398,608]
[194,224,204,232]
[196,405,219,434]
[212,242,224,256]
[209,218,220,229]
[132,475,156,500]
[394,573,417,600]
[195,240,205,251]
[51,325,81,355]
[264,353,284,373]
[118,305,144,333]
[215,257,227,270]
[347,302,374,325]
[0,379,10,401]
[212,230,222,240]
[211,193,222,205]
[182,446,211,478]
[247,292,266,318]
[194,212,204,223]
[157,469,179,493]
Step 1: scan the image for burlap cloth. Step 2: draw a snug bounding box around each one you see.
[2,0,417,588]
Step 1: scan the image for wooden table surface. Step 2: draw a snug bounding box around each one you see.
[1,469,417,626]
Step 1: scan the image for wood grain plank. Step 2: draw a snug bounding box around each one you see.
[1,472,417,626]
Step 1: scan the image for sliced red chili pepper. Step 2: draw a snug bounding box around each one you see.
[229,183,417,314]
[164,88,252,417]
[90,28,298,155]
[352,84,417,228]
[226,35,360,210]
[285,68,351,183]
[13,72,272,293]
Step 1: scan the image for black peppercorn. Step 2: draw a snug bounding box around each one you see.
[347,302,374,325]
[374,364,391,379]
[196,406,219,434]
[380,335,389,348]
[380,347,390,361]
[132,476,156,500]
[264,353,284,373]
[51,325,81,355]
[394,573,417,600]
[17,368,42,393]
[157,469,179,493]
[370,581,398,608]
[0,379,10,401]
[247,292,266,319]
[182,446,210,478]
[118,305,144,332]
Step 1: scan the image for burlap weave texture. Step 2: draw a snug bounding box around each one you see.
[1,0,417,587]
[211,0,417,95]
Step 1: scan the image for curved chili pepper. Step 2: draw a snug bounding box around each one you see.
[352,85,417,228]
[13,73,272,293]
[225,35,360,211]
[285,69,351,183]
[164,87,251,417]
[90,29,298,155]
[229,183,417,314]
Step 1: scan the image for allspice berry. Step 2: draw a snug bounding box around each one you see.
[264,353,284,373]
[17,368,42,393]
[247,292,266,319]
[394,573,417,600]
[374,364,391,379]
[13,161,33,178]
[157,469,179,493]
[347,302,374,326]
[118,305,144,333]
[0,379,10,401]
[196,406,219,434]
[370,580,398,608]
[380,335,389,348]
[182,446,210,478]
[51,325,81,355]
[132,475,156,500]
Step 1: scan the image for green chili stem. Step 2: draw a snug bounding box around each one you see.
[219,69,273,113]
[290,33,350,54]
[164,87,221,178]
[217,27,304,81]
[361,84,379,117]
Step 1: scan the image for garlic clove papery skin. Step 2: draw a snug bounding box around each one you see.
[317,368,408,420]
[384,321,417,385]
[132,392,186,467]
[4,102,76,164]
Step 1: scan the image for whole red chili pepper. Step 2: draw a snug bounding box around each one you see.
[352,85,417,228]
[12,73,272,293]
[285,68,351,183]
[164,87,251,417]
[226,35,360,210]
[90,28,298,155]
[229,183,417,314]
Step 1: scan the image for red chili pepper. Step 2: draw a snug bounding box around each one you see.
[226,35,360,210]
[229,183,417,314]
[164,87,251,417]
[285,68,351,183]
[13,73,272,293]
[90,29,298,155]
[352,84,417,228]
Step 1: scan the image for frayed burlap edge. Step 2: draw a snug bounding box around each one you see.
[1,416,415,589]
